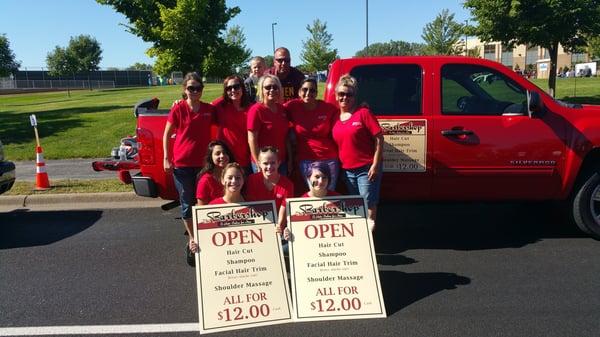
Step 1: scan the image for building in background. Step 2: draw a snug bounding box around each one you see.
[464,37,591,79]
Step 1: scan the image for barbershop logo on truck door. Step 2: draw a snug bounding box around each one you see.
[379,119,427,172]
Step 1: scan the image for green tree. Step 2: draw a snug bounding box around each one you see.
[97,0,239,76]
[0,34,20,77]
[46,35,102,75]
[263,55,274,68]
[203,25,251,77]
[127,62,153,71]
[300,19,339,73]
[355,40,428,57]
[587,35,600,59]
[46,35,102,95]
[465,0,600,97]
[421,9,464,55]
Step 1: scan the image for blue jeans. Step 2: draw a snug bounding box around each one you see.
[251,161,288,176]
[173,167,201,219]
[342,163,383,208]
[299,159,340,190]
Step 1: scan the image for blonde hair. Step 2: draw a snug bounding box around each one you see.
[335,74,358,94]
[250,56,266,67]
[257,74,283,104]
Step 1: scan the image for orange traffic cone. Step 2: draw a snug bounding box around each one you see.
[35,146,51,190]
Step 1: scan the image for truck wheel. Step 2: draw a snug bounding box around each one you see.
[573,172,600,239]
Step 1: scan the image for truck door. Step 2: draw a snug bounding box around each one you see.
[431,63,565,200]
[349,63,432,200]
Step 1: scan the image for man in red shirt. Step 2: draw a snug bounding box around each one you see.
[266,47,305,102]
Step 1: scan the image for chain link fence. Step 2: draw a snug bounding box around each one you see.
[0,79,115,89]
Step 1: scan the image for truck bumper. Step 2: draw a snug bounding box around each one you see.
[132,173,158,198]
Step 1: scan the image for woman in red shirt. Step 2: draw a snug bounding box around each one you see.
[162,72,215,264]
[245,146,294,236]
[209,163,245,205]
[331,74,383,232]
[285,78,339,191]
[247,74,291,175]
[212,75,253,173]
[196,140,233,205]
[301,161,341,198]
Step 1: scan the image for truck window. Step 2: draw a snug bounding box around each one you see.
[349,64,422,116]
[441,64,527,116]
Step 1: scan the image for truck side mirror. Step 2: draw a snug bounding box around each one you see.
[527,91,543,118]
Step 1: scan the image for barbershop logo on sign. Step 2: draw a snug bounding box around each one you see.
[291,200,364,222]
[200,205,272,228]
[380,120,426,135]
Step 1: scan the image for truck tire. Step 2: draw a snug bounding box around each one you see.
[573,172,600,239]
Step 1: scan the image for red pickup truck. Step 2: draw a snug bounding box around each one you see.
[93,56,600,238]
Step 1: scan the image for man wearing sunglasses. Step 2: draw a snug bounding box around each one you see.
[266,47,305,102]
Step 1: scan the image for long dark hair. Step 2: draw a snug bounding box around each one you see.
[222,75,251,108]
[199,140,235,176]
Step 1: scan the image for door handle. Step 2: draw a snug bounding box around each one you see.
[441,129,474,136]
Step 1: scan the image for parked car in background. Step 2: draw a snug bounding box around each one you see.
[0,140,16,195]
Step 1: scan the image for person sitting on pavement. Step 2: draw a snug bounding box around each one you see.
[196,140,233,206]
[209,163,245,204]
[301,161,341,198]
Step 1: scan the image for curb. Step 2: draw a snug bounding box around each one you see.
[0,192,167,210]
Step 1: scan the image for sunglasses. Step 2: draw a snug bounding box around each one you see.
[301,87,317,94]
[226,83,241,91]
[186,85,203,93]
[337,91,355,98]
[264,85,279,91]
[275,58,291,63]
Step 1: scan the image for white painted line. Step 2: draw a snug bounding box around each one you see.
[0,323,198,336]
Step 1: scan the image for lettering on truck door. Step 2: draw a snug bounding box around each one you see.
[432,63,565,200]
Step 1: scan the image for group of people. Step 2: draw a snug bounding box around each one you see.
[162,47,384,266]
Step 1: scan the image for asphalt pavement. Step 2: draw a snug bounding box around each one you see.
[14,158,116,181]
[1,200,599,337]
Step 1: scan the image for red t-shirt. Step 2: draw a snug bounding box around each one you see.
[208,197,226,205]
[196,172,223,204]
[213,99,253,167]
[245,173,294,210]
[247,103,289,161]
[285,99,339,161]
[167,100,215,167]
[332,107,382,169]
[301,190,341,197]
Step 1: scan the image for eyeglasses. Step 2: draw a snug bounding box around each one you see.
[275,58,290,63]
[301,87,317,94]
[337,91,355,98]
[263,85,279,91]
[225,83,241,91]
[186,85,203,93]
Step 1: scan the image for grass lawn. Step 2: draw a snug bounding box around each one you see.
[1,78,599,161]
[6,179,132,195]
[531,77,600,104]
[0,84,223,161]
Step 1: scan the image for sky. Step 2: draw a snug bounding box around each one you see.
[0,0,471,70]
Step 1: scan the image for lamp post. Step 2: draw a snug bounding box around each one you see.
[271,22,277,54]
[464,19,468,56]
[365,0,369,55]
